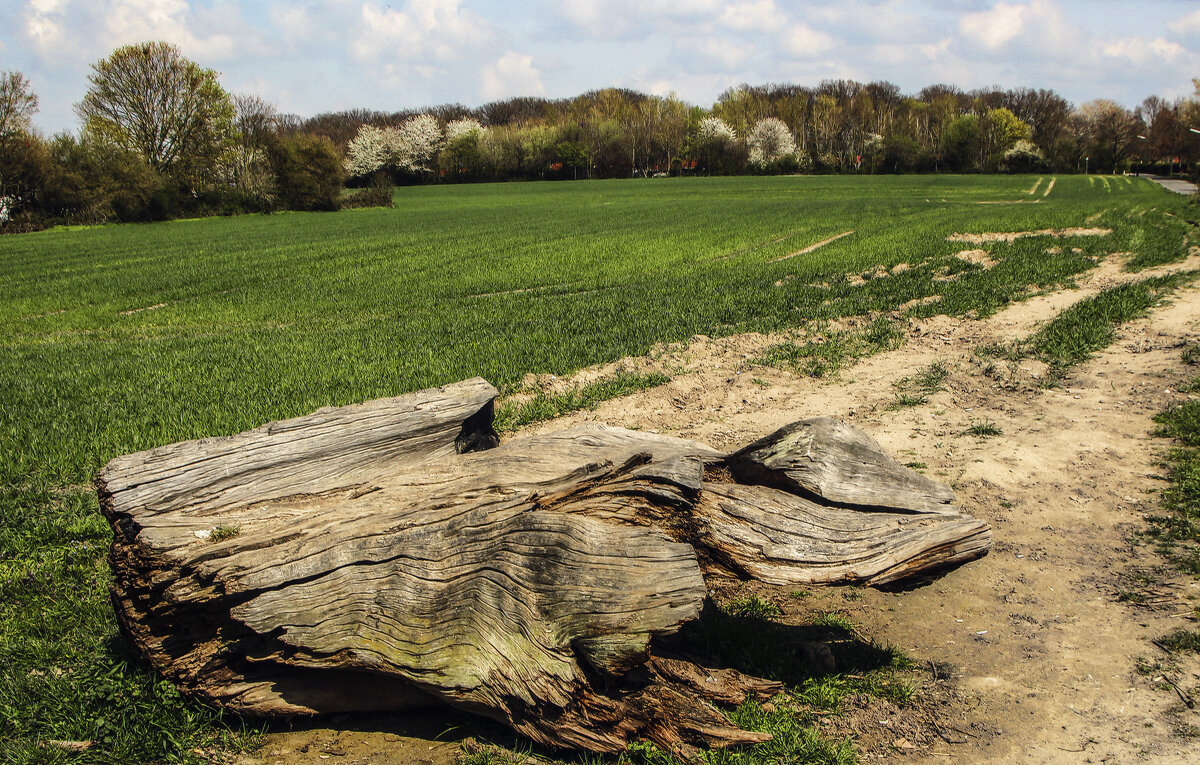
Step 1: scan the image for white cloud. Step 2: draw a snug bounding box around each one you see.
[1102,36,1187,64]
[480,51,546,101]
[808,1,934,45]
[780,23,834,58]
[21,0,244,63]
[1171,8,1200,36]
[270,3,314,43]
[353,0,491,62]
[959,0,1079,56]
[557,0,749,40]
[106,0,236,60]
[917,36,955,63]
[959,1,1026,50]
[719,0,784,33]
[24,0,65,51]
[559,0,607,30]
[674,35,754,73]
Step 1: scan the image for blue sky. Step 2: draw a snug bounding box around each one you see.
[4,0,1199,135]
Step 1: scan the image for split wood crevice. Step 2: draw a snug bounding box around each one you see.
[98,377,991,756]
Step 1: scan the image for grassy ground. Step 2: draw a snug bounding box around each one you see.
[973,271,1200,385]
[1149,345,1200,577]
[0,174,1194,763]
[1117,341,1200,721]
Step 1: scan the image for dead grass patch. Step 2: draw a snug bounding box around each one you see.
[953,250,997,269]
[847,269,892,287]
[898,295,943,312]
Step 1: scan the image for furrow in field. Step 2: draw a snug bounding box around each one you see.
[712,232,801,261]
[769,230,855,263]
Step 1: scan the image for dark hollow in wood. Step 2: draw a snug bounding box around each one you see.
[98,378,991,755]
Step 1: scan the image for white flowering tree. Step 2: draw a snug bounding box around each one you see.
[692,116,739,173]
[344,124,397,177]
[445,118,484,143]
[344,115,445,178]
[396,114,444,173]
[698,116,736,146]
[747,117,796,168]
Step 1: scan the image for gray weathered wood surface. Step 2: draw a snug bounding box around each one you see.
[99,379,991,755]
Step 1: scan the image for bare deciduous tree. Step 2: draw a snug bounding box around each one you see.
[0,70,38,138]
[1074,99,1139,173]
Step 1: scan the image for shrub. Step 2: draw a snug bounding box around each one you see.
[341,173,395,209]
[1003,139,1049,173]
[270,133,344,212]
[41,135,174,223]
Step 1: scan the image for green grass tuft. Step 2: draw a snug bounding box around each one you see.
[724,596,784,620]
[891,361,949,408]
[1156,628,1200,654]
[1146,383,1200,575]
[757,318,903,379]
[1027,272,1199,380]
[1155,400,1200,448]
[1181,343,1200,366]
[964,418,1003,437]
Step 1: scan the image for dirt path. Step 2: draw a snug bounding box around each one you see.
[248,259,1200,764]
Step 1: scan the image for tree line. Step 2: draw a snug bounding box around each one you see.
[2,41,1198,232]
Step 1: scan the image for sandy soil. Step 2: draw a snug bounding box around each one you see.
[245,251,1200,764]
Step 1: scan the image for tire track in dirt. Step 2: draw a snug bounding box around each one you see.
[521,260,1200,763]
[247,258,1200,764]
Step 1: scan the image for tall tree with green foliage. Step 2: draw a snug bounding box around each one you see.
[76,42,235,189]
[981,108,1032,170]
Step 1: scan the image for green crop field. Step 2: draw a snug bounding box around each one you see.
[0,174,1194,763]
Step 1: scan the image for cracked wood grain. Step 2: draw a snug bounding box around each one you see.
[99,379,990,754]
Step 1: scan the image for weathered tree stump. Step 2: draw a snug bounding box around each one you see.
[98,377,991,755]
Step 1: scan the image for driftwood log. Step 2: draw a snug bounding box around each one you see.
[98,377,991,755]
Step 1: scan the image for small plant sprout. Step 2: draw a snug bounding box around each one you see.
[891,360,949,408]
[209,525,241,542]
[965,418,1002,437]
[1181,343,1200,365]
